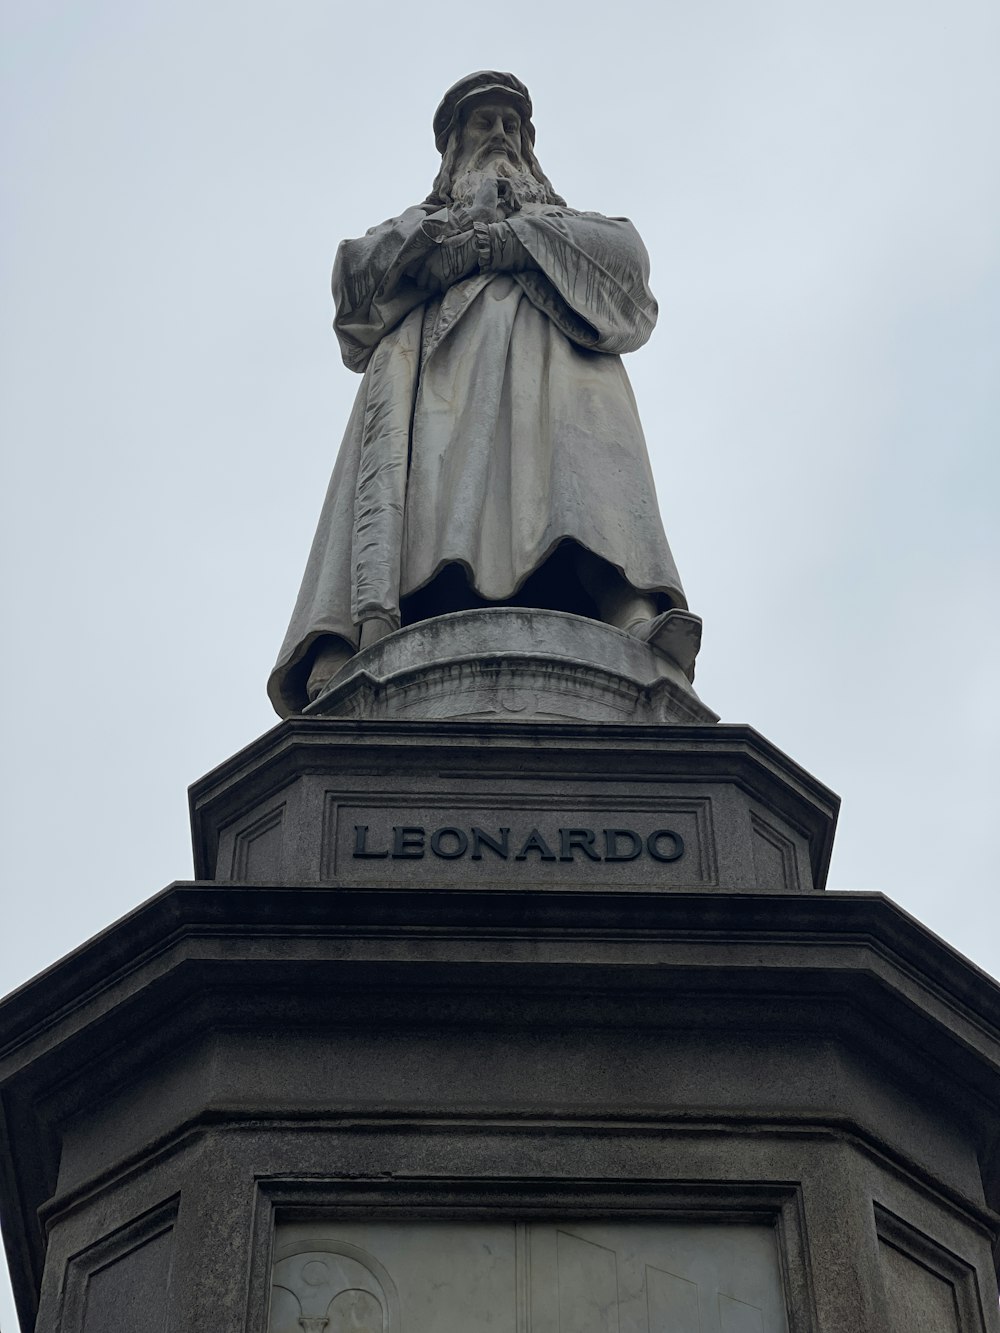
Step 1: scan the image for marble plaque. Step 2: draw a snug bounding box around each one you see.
[270,1220,788,1332]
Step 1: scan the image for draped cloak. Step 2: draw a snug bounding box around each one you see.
[268,202,687,717]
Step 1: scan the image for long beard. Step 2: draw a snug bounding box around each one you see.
[451,160,551,215]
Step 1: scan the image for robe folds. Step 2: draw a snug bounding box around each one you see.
[268,202,687,717]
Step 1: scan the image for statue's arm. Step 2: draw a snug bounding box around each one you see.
[333,206,470,371]
[336,201,521,370]
[496,211,658,355]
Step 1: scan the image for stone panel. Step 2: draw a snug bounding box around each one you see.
[324,792,716,887]
[719,1292,765,1333]
[875,1204,986,1332]
[557,1230,620,1333]
[646,1266,700,1332]
[880,1240,961,1331]
[750,812,801,893]
[270,1221,789,1333]
[271,1242,399,1333]
[232,804,285,881]
[59,1204,175,1333]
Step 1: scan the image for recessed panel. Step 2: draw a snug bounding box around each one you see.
[270,1221,788,1333]
[325,794,717,887]
[879,1239,962,1333]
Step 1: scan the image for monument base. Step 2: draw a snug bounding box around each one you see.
[1,881,998,1332]
[306,609,718,725]
[188,718,838,894]
[1,718,998,1333]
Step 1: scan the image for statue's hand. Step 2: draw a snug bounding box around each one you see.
[408,229,479,292]
[495,179,517,213]
[452,177,502,230]
[472,176,501,221]
[474,222,536,275]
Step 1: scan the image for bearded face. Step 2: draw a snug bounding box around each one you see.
[456,101,524,170]
[450,160,553,214]
[449,100,550,213]
[429,98,564,212]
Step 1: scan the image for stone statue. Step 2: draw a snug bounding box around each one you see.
[268,72,700,718]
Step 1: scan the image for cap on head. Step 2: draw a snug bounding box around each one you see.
[433,71,535,153]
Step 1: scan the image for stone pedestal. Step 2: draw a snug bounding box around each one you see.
[306,609,717,725]
[188,719,837,894]
[1,717,999,1333]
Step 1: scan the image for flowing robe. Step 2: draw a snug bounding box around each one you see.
[268,202,687,716]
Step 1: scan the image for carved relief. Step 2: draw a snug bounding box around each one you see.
[269,1222,787,1333]
[269,1241,398,1333]
[645,1266,700,1333]
[556,1230,620,1333]
[719,1292,765,1333]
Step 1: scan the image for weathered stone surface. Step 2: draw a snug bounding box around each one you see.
[2,885,999,1332]
[188,718,836,893]
[305,608,716,725]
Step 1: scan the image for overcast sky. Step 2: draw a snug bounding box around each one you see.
[2,0,999,1326]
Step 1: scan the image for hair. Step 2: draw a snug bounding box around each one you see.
[425,123,565,208]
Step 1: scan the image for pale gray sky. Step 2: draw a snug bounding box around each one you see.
[2,1,999,1326]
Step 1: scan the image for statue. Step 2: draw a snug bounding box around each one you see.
[268,72,699,718]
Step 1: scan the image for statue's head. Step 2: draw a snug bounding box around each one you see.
[428,71,565,209]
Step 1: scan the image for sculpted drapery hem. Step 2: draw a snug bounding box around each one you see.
[268,203,687,718]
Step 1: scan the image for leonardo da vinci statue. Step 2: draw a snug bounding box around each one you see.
[268,72,699,717]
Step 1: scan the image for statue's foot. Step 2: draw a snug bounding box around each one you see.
[628,609,702,681]
[359,616,397,650]
[306,639,354,703]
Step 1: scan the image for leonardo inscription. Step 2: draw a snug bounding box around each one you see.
[353,823,684,863]
[324,796,716,886]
